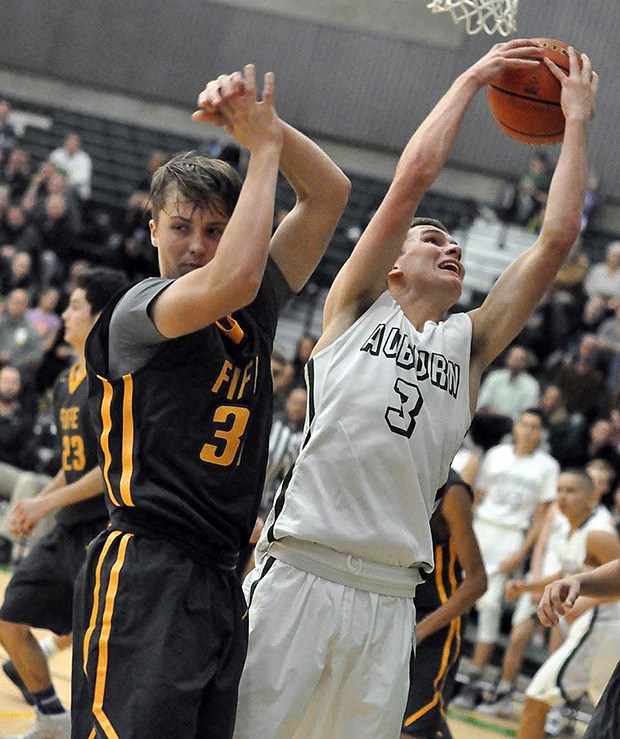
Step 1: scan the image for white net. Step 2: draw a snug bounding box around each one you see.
[426,0,519,36]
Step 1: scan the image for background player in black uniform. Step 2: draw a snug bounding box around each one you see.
[71,65,349,738]
[402,469,487,739]
[0,267,128,739]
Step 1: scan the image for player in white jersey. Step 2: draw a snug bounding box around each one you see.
[538,559,620,739]
[503,470,620,739]
[454,408,559,709]
[235,42,598,738]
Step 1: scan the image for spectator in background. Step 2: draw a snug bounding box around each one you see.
[581,169,600,232]
[477,345,540,421]
[0,251,39,300]
[0,288,44,384]
[583,418,620,473]
[292,332,318,387]
[49,132,92,201]
[0,100,17,168]
[539,384,588,469]
[0,204,41,255]
[261,385,307,516]
[551,333,608,422]
[26,286,63,353]
[32,193,79,269]
[584,240,620,303]
[596,300,620,391]
[271,346,294,415]
[514,152,551,226]
[135,150,168,192]
[0,148,31,202]
[586,457,617,511]
[117,190,157,279]
[0,365,37,471]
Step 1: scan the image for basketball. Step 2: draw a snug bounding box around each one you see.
[487,39,578,146]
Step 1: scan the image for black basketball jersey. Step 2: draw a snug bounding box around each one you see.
[85,271,280,563]
[415,468,472,612]
[53,362,107,527]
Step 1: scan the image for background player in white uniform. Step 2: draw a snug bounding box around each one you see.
[538,557,620,739]
[504,470,620,739]
[235,41,598,738]
[454,408,559,709]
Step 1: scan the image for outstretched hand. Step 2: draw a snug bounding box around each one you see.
[192,64,282,153]
[466,38,546,89]
[545,46,598,123]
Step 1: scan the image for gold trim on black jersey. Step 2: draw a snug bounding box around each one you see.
[216,315,245,345]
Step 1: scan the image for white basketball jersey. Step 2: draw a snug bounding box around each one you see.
[266,292,472,569]
[559,507,620,620]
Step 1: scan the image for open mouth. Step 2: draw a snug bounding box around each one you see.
[438,261,461,276]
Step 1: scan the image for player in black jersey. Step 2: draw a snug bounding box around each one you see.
[0,267,128,739]
[71,65,349,739]
[402,469,487,739]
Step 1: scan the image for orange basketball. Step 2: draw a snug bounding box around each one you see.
[487,39,579,146]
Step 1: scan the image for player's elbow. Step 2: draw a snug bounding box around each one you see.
[472,567,488,600]
[231,266,263,306]
[540,216,582,253]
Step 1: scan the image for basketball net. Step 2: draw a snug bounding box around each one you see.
[425,0,518,36]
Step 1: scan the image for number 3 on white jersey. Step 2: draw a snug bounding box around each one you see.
[385,379,423,438]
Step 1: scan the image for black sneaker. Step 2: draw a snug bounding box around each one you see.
[2,660,34,705]
[452,677,484,711]
[477,687,515,718]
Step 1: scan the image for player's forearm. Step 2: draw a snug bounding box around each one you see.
[210,144,281,300]
[573,559,620,598]
[392,73,479,198]
[417,572,487,638]
[538,115,588,252]
[520,571,562,594]
[278,122,350,208]
[41,466,104,513]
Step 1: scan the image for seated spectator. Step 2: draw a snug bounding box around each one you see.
[135,149,167,192]
[0,288,45,385]
[26,286,62,352]
[271,347,294,416]
[517,290,575,366]
[292,333,318,388]
[49,132,92,201]
[477,345,540,421]
[0,250,39,300]
[0,148,31,202]
[596,300,620,391]
[581,169,600,232]
[0,365,37,471]
[0,203,41,255]
[584,240,620,303]
[260,386,307,517]
[538,384,588,469]
[550,334,608,422]
[0,100,17,168]
[514,152,551,226]
[115,190,157,279]
[32,193,79,269]
[584,417,620,473]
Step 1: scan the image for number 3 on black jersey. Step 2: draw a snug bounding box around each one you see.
[200,405,250,467]
[385,379,423,437]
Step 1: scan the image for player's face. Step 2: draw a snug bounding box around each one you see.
[556,474,593,519]
[149,188,229,278]
[62,288,95,350]
[390,225,464,298]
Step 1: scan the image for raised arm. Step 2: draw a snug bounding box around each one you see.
[319,40,545,342]
[152,66,284,338]
[469,48,599,374]
[267,123,351,293]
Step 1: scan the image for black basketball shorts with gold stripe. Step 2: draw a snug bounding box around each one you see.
[71,528,248,739]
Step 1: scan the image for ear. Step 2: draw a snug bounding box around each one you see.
[149,219,158,248]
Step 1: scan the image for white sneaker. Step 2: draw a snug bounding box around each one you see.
[477,690,515,718]
[8,710,71,739]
